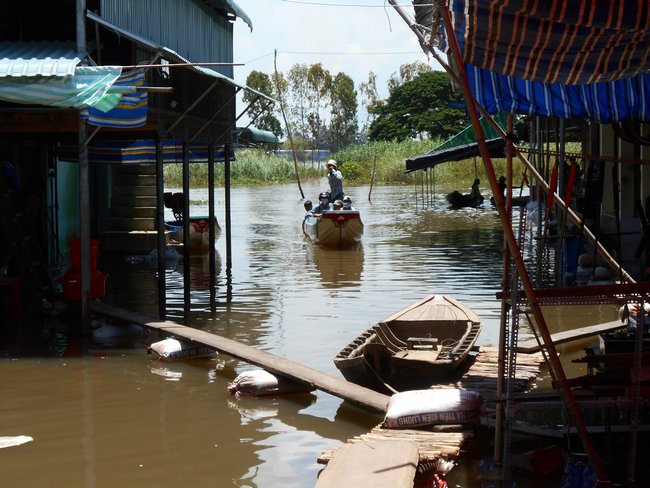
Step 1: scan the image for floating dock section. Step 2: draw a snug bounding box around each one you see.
[317,346,545,486]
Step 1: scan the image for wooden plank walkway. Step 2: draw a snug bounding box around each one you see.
[90,301,390,413]
[515,319,626,353]
[315,440,419,488]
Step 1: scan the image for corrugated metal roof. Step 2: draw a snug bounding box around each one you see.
[88,11,274,103]
[100,0,235,79]
[202,0,253,30]
[0,41,81,78]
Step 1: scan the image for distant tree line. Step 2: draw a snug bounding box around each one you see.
[243,61,470,152]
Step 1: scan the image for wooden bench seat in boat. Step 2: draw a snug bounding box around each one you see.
[407,337,438,350]
[393,349,441,361]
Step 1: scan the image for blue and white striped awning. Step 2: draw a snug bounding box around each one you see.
[57,139,234,164]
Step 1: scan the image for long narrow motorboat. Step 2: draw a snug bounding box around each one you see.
[164,191,220,253]
[303,210,363,248]
[165,216,220,253]
[334,295,482,393]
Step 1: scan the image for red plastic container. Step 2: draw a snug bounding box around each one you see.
[69,237,99,271]
[60,269,107,301]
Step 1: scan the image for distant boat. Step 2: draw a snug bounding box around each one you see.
[334,295,482,393]
[446,191,484,208]
[165,216,220,254]
[489,195,530,207]
[303,210,363,248]
[164,191,220,253]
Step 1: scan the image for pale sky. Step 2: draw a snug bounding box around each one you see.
[232,0,439,103]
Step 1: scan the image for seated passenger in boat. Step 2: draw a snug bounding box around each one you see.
[342,195,356,211]
[332,199,344,210]
[311,191,332,215]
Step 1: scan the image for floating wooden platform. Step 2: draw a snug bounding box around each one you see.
[515,319,626,353]
[315,439,419,488]
[317,345,545,486]
[90,301,390,413]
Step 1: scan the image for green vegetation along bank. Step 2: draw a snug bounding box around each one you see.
[163,139,526,190]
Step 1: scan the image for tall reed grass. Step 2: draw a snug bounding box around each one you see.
[164,142,528,190]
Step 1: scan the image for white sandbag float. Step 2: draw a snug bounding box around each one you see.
[227,369,315,399]
[0,435,33,449]
[383,388,483,429]
[147,337,217,361]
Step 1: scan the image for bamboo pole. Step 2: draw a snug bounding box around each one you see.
[273,49,304,199]
[368,155,377,202]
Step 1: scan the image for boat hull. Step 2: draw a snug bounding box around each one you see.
[165,216,220,253]
[303,211,363,248]
[334,295,482,393]
[446,191,484,208]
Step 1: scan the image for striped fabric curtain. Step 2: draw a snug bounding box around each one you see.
[57,139,234,165]
[437,0,650,122]
[82,68,148,128]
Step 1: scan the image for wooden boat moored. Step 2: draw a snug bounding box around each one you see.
[165,216,220,253]
[334,295,482,393]
[303,210,363,248]
[446,191,484,208]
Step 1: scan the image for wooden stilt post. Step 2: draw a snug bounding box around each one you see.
[76,0,91,335]
[156,136,166,319]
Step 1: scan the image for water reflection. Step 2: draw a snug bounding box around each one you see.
[5,183,592,487]
[308,244,364,288]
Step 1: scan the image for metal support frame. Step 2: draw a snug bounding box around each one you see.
[388,0,609,481]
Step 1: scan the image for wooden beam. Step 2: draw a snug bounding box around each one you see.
[516,320,626,353]
[89,301,391,413]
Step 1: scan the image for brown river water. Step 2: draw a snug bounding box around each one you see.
[1,182,619,487]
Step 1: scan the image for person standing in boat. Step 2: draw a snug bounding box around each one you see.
[471,178,482,200]
[497,176,507,199]
[326,159,344,202]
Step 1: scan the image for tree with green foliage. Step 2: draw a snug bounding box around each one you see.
[358,71,380,142]
[306,63,332,150]
[387,61,432,94]
[243,70,283,138]
[368,71,469,142]
[288,64,311,139]
[329,72,358,150]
